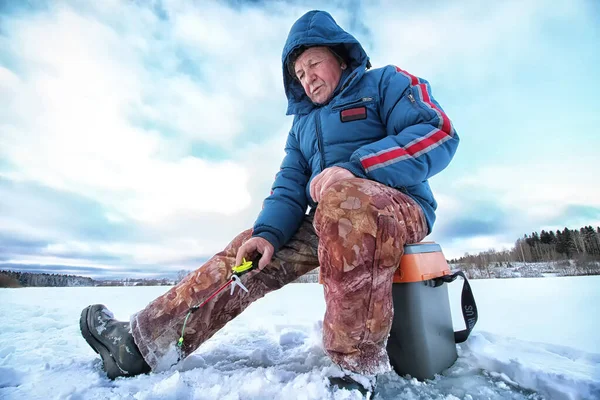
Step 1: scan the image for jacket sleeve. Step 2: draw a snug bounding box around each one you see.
[337,65,459,188]
[252,128,310,252]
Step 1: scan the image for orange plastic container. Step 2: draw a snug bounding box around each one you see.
[388,242,458,380]
[393,242,451,283]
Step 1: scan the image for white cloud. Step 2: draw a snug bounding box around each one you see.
[1,5,257,225]
[0,1,315,273]
[1,255,120,270]
[41,238,207,265]
[365,0,592,83]
[444,235,516,259]
[0,66,20,94]
[430,157,600,259]
[455,159,600,215]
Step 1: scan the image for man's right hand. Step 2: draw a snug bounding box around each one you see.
[235,237,274,271]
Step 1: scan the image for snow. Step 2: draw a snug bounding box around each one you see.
[0,277,599,399]
[447,276,600,354]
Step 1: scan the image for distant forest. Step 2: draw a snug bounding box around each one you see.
[0,270,95,288]
[0,270,175,288]
[449,225,600,266]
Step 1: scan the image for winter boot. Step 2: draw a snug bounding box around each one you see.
[80,304,151,379]
[328,374,376,397]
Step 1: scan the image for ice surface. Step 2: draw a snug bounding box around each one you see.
[0,367,23,388]
[447,276,600,354]
[0,277,598,399]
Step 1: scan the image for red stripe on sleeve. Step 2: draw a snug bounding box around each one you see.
[395,65,454,135]
[404,129,448,155]
[395,66,419,86]
[360,129,449,171]
[417,83,453,134]
[361,147,408,169]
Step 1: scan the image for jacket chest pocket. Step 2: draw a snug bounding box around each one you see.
[332,97,376,123]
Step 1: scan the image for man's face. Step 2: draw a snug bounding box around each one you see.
[294,47,345,104]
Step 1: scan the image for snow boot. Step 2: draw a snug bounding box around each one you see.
[328,375,375,397]
[80,304,151,379]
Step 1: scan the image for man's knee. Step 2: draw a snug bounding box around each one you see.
[316,178,380,219]
[314,178,382,240]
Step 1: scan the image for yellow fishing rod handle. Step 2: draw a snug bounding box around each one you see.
[231,258,256,276]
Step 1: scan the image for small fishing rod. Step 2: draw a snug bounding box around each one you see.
[177,258,257,348]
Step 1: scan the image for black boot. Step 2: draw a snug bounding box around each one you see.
[80,304,151,379]
[328,374,375,397]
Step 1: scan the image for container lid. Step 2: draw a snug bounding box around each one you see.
[404,243,442,255]
[394,242,450,283]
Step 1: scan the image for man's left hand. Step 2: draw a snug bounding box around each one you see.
[310,166,355,203]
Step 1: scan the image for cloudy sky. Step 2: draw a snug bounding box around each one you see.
[1,0,599,279]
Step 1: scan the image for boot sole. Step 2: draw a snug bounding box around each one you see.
[80,305,126,380]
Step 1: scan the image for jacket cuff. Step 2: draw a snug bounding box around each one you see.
[252,230,283,254]
[335,161,368,179]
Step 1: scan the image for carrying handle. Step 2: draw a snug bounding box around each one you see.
[434,271,478,343]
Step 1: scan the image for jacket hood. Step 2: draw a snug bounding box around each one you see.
[282,10,371,115]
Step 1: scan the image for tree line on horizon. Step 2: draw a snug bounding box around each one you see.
[0,270,95,288]
[449,225,600,265]
[0,270,176,288]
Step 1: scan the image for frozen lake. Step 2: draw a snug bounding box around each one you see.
[1,276,599,399]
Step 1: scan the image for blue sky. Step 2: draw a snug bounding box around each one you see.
[1,0,599,279]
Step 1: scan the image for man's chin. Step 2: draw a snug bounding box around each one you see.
[311,92,333,105]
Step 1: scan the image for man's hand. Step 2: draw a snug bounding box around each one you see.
[310,166,355,202]
[235,237,274,271]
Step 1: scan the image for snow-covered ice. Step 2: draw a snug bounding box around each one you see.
[0,276,599,399]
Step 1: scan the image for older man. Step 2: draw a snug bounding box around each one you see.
[80,10,459,393]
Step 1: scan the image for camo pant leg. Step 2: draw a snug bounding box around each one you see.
[130,216,319,371]
[314,178,428,375]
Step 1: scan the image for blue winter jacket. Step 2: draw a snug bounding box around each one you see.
[252,10,459,252]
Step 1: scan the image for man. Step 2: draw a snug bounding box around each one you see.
[80,10,459,393]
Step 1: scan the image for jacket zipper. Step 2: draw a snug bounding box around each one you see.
[338,71,357,93]
[406,88,430,117]
[315,109,325,171]
[331,97,374,111]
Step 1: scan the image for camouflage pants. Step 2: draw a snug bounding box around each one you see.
[131,178,427,375]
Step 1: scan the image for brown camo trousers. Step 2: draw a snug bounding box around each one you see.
[130,178,427,375]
